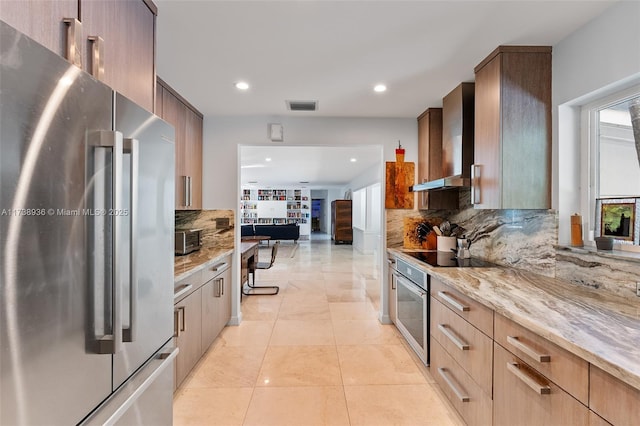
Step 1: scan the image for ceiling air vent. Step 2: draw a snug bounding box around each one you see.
[286,100,318,111]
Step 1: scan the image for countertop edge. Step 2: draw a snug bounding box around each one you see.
[388,248,640,391]
[175,248,234,282]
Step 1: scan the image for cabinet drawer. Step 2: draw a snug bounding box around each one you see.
[201,256,231,283]
[431,277,493,337]
[174,269,203,302]
[493,343,588,426]
[590,365,640,426]
[431,339,492,426]
[431,297,493,396]
[494,314,588,404]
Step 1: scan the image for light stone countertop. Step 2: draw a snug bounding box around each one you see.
[388,248,640,391]
[175,247,234,282]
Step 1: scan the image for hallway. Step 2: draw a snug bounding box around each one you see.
[173,237,463,425]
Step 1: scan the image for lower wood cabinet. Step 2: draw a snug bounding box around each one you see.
[493,342,589,426]
[173,255,233,390]
[589,365,640,426]
[174,288,202,389]
[431,339,492,426]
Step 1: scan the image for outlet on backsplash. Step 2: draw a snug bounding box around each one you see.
[636,282,640,297]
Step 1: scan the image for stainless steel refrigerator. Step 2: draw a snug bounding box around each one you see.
[1,21,177,425]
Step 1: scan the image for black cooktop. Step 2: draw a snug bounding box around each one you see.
[404,251,498,268]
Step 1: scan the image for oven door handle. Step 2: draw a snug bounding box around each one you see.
[397,276,426,298]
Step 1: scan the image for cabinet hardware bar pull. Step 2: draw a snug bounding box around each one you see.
[179,306,186,332]
[63,18,83,68]
[471,164,481,205]
[211,262,229,272]
[174,309,180,337]
[506,362,551,395]
[507,336,551,363]
[182,176,189,207]
[173,284,193,301]
[438,291,470,312]
[87,35,104,80]
[438,324,470,351]
[220,278,224,296]
[438,368,470,402]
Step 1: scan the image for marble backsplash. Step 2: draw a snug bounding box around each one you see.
[387,189,640,298]
[175,209,234,250]
[387,189,558,277]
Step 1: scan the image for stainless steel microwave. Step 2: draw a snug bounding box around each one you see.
[175,229,202,255]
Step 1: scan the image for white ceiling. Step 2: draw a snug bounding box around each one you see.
[155,0,616,187]
[240,145,381,188]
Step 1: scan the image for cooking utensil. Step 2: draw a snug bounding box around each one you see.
[432,225,442,236]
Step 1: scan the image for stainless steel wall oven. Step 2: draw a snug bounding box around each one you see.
[392,258,429,365]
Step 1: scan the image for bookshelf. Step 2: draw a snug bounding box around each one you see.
[240,188,311,238]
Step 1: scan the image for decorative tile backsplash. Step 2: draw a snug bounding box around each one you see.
[387,189,640,298]
[175,209,234,250]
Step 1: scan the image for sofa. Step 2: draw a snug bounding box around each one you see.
[241,223,299,242]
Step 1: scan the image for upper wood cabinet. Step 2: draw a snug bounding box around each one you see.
[80,0,157,112]
[157,77,203,210]
[0,1,78,56]
[473,46,552,209]
[0,0,157,113]
[416,108,457,210]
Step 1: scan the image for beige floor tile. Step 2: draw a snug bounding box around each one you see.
[257,345,342,387]
[338,345,427,385]
[240,299,282,321]
[343,384,464,426]
[216,320,274,347]
[278,296,331,320]
[243,386,350,426]
[329,301,378,320]
[325,287,367,302]
[333,320,401,345]
[173,387,253,426]
[270,319,336,346]
[183,345,266,388]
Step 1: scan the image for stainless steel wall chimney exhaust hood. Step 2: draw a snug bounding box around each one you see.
[411,82,474,193]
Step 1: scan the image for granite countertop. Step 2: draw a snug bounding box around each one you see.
[175,247,234,282]
[388,248,640,391]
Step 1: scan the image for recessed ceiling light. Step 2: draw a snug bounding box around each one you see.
[235,81,249,90]
[248,181,258,184]
[265,157,272,162]
[299,181,309,184]
[350,158,357,162]
[374,84,387,93]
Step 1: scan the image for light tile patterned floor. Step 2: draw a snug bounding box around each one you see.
[173,236,464,426]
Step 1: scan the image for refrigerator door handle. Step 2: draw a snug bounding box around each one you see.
[122,138,138,343]
[90,130,124,355]
[182,176,189,207]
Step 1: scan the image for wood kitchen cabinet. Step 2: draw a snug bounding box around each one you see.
[1,0,157,113]
[80,0,156,112]
[417,108,457,210]
[201,257,232,350]
[589,365,640,426]
[473,46,552,209]
[174,255,233,390]
[493,342,589,426]
[0,0,78,57]
[157,77,203,210]
[174,286,202,390]
[430,277,493,426]
[331,200,353,244]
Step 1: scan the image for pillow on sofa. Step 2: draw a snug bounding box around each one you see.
[241,224,255,237]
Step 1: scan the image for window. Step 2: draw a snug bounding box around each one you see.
[582,88,640,249]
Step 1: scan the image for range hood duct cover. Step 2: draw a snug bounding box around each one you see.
[412,82,474,193]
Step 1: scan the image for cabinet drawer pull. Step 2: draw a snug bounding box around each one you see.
[173,309,180,337]
[438,291,470,312]
[438,368,470,402]
[506,362,551,395]
[438,324,470,351]
[173,284,193,301]
[211,262,229,272]
[507,336,551,363]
